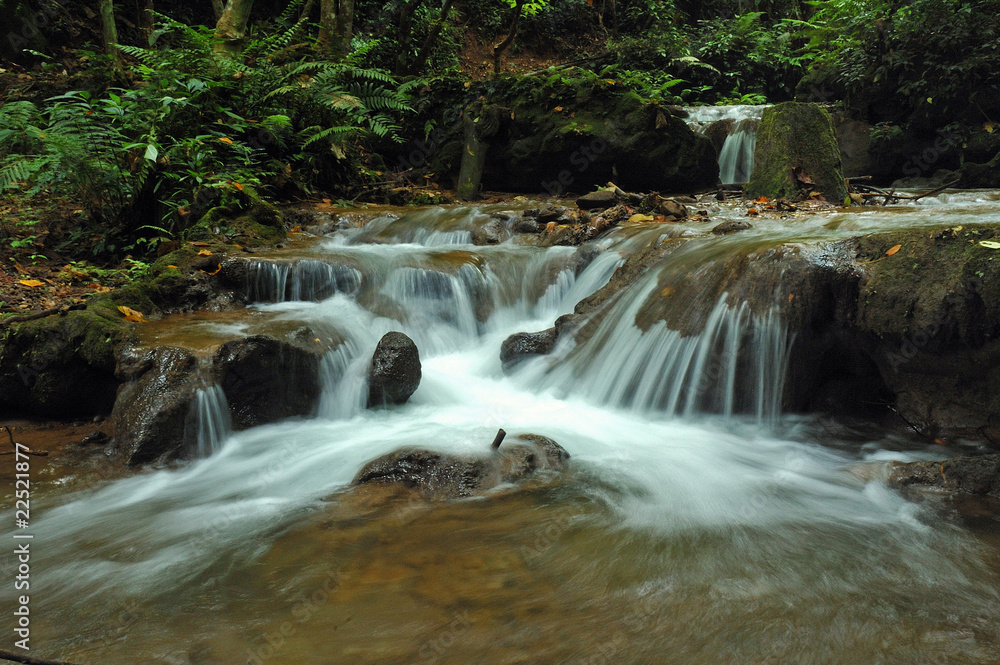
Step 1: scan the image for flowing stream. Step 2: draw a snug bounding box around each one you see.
[5,194,1000,664]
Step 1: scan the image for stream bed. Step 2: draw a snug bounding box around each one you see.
[5,192,1000,664]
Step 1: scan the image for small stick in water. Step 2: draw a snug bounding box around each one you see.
[491,428,506,451]
[0,648,85,665]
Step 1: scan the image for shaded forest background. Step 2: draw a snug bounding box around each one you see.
[0,0,998,275]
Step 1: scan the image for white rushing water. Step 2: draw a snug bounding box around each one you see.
[6,199,1000,663]
[686,105,768,184]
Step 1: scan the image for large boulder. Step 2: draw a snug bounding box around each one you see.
[112,346,201,466]
[352,433,570,499]
[214,335,325,429]
[479,75,716,194]
[747,102,848,203]
[367,332,422,407]
[0,306,131,418]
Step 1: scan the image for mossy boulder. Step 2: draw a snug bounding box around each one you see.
[185,187,285,246]
[0,305,133,418]
[747,102,848,203]
[423,72,717,195]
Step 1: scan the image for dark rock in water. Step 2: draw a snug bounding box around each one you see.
[703,118,735,154]
[471,218,509,245]
[512,215,541,233]
[712,220,753,235]
[577,190,618,210]
[887,455,1000,498]
[352,433,570,499]
[215,335,324,429]
[500,329,559,372]
[746,102,848,203]
[368,332,422,407]
[536,205,566,223]
[112,346,200,465]
[651,196,688,219]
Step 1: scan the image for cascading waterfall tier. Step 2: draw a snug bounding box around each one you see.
[245,259,362,303]
[686,105,768,185]
[191,384,232,457]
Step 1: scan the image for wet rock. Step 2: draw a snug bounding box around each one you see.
[500,328,559,372]
[703,118,735,154]
[577,190,618,210]
[887,455,1000,498]
[650,196,688,219]
[959,152,1000,189]
[368,332,422,407]
[112,346,200,466]
[512,215,541,233]
[214,335,324,428]
[711,220,753,235]
[746,102,848,203]
[352,433,570,499]
[471,218,509,245]
[536,205,566,224]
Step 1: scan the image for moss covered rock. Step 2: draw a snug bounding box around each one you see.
[747,102,848,203]
[423,72,717,195]
[0,305,133,418]
[186,186,285,246]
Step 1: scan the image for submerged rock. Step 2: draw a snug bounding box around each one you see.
[746,102,848,203]
[887,455,1000,498]
[471,218,509,245]
[352,433,570,499]
[368,332,422,407]
[711,220,752,235]
[577,190,618,210]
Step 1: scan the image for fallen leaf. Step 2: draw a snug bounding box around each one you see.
[788,293,795,302]
[117,305,146,322]
[187,241,211,247]
[202,264,222,276]
[554,106,563,112]
[197,249,213,256]
[886,244,902,256]
[322,198,331,204]
[233,244,243,250]
[755,196,769,204]
[18,279,45,288]
[979,240,1000,249]
[747,208,759,216]
[291,225,302,232]
[545,221,557,233]
[218,137,234,145]
[654,215,666,222]
[627,213,655,223]
[232,181,244,191]
[660,287,675,297]
[933,438,947,445]
[166,264,179,269]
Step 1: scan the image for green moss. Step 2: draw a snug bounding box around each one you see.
[746,102,848,202]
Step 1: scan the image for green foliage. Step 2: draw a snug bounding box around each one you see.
[695,11,802,102]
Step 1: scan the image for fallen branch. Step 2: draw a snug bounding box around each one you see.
[0,303,86,327]
[491,428,506,451]
[0,649,85,665]
[0,426,47,456]
[909,178,961,201]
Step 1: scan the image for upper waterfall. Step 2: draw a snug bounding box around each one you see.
[686,105,769,185]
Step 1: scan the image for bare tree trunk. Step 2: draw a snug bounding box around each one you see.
[99,0,118,53]
[394,0,427,75]
[318,0,354,56]
[214,0,255,58]
[606,0,617,37]
[212,0,225,20]
[492,0,526,74]
[139,0,155,45]
[409,0,454,74]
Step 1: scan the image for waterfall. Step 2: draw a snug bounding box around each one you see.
[192,385,232,457]
[245,260,362,303]
[686,105,768,185]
